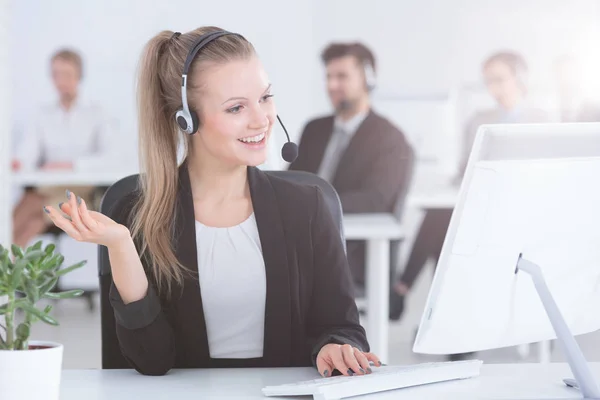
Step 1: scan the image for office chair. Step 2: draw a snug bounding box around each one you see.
[97,170,346,369]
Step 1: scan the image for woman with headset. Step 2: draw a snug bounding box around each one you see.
[44,26,380,377]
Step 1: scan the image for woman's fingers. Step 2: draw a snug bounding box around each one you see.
[363,352,383,367]
[316,356,334,378]
[65,190,88,234]
[329,345,352,376]
[57,202,72,221]
[44,206,82,241]
[77,197,98,231]
[341,344,365,375]
[353,348,372,374]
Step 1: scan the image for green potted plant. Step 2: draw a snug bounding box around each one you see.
[0,240,86,400]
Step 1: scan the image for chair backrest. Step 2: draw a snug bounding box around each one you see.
[97,170,344,369]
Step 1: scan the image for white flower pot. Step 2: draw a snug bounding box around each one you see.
[0,340,63,400]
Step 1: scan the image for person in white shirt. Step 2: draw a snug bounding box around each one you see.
[12,48,115,247]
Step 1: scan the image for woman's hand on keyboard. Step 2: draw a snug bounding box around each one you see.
[316,343,382,378]
[44,189,131,248]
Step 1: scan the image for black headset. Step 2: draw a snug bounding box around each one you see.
[174,30,298,163]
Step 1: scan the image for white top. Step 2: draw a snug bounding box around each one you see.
[195,213,266,359]
[14,100,118,171]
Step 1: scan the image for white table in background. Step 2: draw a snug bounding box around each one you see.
[407,187,458,209]
[60,362,598,399]
[343,214,404,363]
[12,170,134,187]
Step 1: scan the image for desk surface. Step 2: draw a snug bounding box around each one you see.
[343,214,405,240]
[407,187,458,209]
[60,363,596,399]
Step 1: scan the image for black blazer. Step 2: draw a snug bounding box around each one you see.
[289,109,414,214]
[107,162,368,376]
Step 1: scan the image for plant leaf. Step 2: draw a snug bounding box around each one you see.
[38,277,59,295]
[11,245,23,259]
[44,304,53,314]
[56,260,87,277]
[31,241,43,251]
[44,289,84,299]
[39,255,61,271]
[44,243,56,255]
[17,303,59,326]
[10,258,28,291]
[16,322,30,341]
[54,255,65,270]
[0,304,8,315]
[24,279,39,303]
[22,250,45,263]
[0,249,8,275]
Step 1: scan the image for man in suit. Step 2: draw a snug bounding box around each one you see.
[289,42,414,292]
[391,51,550,358]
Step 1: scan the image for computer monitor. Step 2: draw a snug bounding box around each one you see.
[413,123,600,395]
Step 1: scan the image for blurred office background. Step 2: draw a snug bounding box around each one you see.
[2,0,600,368]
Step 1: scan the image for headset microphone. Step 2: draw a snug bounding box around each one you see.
[277,115,298,163]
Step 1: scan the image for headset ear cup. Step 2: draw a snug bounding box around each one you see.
[189,110,200,134]
[175,109,189,132]
[364,62,376,92]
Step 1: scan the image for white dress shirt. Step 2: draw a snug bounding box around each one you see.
[14,100,117,170]
[317,110,369,182]
[195,213,266,359]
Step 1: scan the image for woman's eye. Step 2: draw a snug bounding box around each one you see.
[261,94,274,102]
[227,105,243,114]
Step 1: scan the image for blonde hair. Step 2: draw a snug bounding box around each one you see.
[132,26,255,295]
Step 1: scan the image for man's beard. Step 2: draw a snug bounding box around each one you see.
[335,98,357,114]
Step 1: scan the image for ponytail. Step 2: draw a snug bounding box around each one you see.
[131,31,185,295]
[128,27,256,296]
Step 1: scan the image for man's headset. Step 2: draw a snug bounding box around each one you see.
[338,60,376,112]
[363,60,376,92]
[174,30,298,163]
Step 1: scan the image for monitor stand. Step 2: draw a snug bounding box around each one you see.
[516,255,600,399]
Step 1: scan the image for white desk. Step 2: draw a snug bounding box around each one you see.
[343,214,404,362]
[60,363,599,399]
[407,187,458,210]
[12,170,134,187]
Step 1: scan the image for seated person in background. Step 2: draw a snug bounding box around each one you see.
[554,54,600,122]
[390,51,550,333]
[12,48,116,247]
[44,27,380,377]
[289,42,414,292]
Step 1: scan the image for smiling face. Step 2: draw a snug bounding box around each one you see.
[188,56,275,168]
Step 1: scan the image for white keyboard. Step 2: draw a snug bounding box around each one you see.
[262,360,483,400]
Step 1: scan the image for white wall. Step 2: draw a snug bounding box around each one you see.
[312,0,600,174]
[0,0,10,332]
[10,0,319,170]
[1,0,11,247]
[10,0,600,173]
